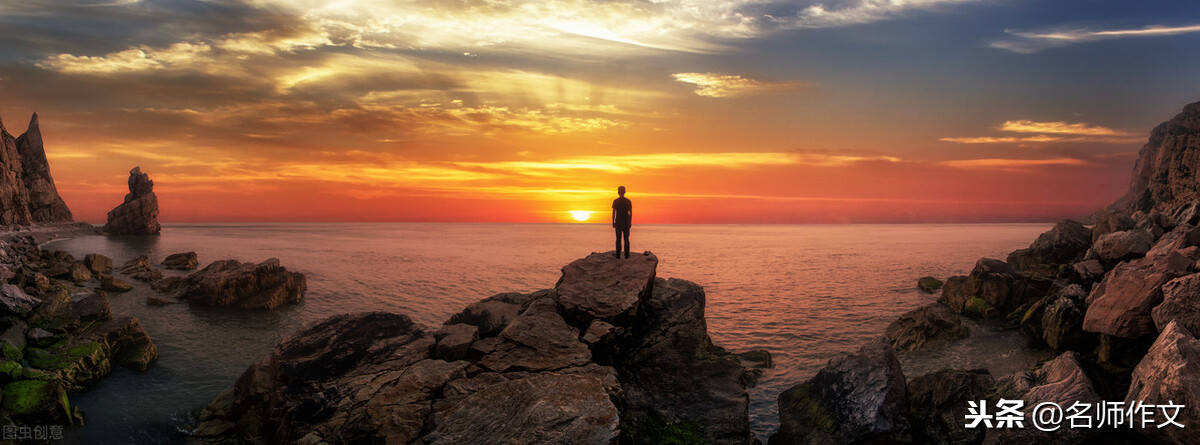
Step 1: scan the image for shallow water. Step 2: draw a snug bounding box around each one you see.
[44,223,1053,443]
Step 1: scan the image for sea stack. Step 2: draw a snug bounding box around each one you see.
[0,112,73,225]
[103,167,160,235]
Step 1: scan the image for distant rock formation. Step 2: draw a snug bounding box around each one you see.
[0,113,73,225]
[193,251,754,444]
[1115,100,1200,213]
[103,167,160,235]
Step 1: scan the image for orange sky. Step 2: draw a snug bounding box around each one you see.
[2,0,1196,223]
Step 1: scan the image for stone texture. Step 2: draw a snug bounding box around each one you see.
[422,373,619,445]
[161,252,198,270]
[434,323,478,361]
[993,352,1103,445]
[98,274,133,292]
[0,113,73,226]
[907,369,995,445]
[938,258,1051,319]
[103,166,160,235]
[1093,229,1154,265]
[444,295,522,337]
[118,255,162,282]
[1006,219,1093,276]
[771,336,908,445]
[1092,210,1137,242]
[479,309,591,372]
[916,276,942,293]
[1114,101,1200,214]
[174,258,306,309]
[885,303,969,352]
[556,251,657,324]
[1125,321,1200,445]
[82,253,112,274]
[0,284,38,318]
[1084,251,1192,338]
[1040,285,1091,352]
[1153,273,1200,335]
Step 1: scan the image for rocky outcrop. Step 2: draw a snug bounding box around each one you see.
[1006,219,1092,277]
[771,336,908,445]
[1083,232,1195,339]
[939,258,1052,319]
[1152,273,1200,335]
[993,352,1103,444]
[194,252,753,444]
[161,252,198,270]
[173,258,306,309]
[917,276,942,293]
[907,368,995,445]
[0,113,73,226]
[556,251,656,324]
[102,167,160,235]
[1125,321,1200,445]
[117,255,162,282]
[885,303,968,351]
[1115,101,1200,214]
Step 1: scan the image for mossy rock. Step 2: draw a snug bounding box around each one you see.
[25,348,70,371]
[1,380,67,418]
[114,340,157,372]
[962,297,994,319]
[0,361,22,383]
[643,416,707,445]
[1,343,21,362]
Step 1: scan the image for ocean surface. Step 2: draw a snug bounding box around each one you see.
[43,223,1057,443]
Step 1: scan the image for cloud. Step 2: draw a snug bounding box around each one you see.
[939,119,1141,145]
[785,0,981,29]
[991,23,1200,54]
[672,73,811,98]
[998,120,1130,136]
[938,157,1088,171]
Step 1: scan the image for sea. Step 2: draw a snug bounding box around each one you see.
[42,223,1057,443]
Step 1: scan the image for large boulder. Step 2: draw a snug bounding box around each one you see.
[884,303,968,352]
[0,284,38,318]
[118,255,162,282]
[939,258,1051,319]
[907,369,995,445]
[1083,250,1192,339]
[1040,285,1092,352]
[1091,210,1136,242]
[1092,229,1154,265]
[82,253,112,274]
[616,278,752,444]
[478,309,591,372]
[161,252,198,270]
[993,352,1103,444]
[1006,219,1092,276]
[1152,273,1200,335]
[102,166,160,235]
[555,251,657,324]
[174,258,306,309]
[770,336,908,445]
[1125,321,1200,444]
[444,292,526,337]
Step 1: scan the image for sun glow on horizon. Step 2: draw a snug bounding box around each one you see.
[568,210,593,222]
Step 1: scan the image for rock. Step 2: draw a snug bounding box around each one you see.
[0,318,27,360]
[30,273,49,293]
[1040,285,1091,352]
[993,352,1103,444]
[434,324,478,361]
[1084,251,1192,339]
[1070,259,1105,284]
[26,328,57,348]
[738,349,773,388]
[102,166,160,235]
[1113,101,1200,214]
[1,379,78,426]
[23,315,158,391]
[73,291,113,322]
[885,303,969,352]
[0,113,73,226]
[907,369,995,445]
[555,251,657,324]
[938,258,1051,319]
[118,255,162,282]
[479,309,591,372]
[1093,229,1154,265]
[771,336,908,445]
[1092,210,1136,242]
[150,276,184,293]
[1125,321,1200,445]
[1006,219,1093,276]
[82,253,112,274]
[581,319,615,344]
[1153,273,1200,335]
[916,276,942,293]
[0,284,37,318]
[174,258,306,309]
[444,295,522,338]
[146,296,176,306]
[616,278,752,444]
[161,252,198,270]
[98,274,133,292]
[422,373,619,444]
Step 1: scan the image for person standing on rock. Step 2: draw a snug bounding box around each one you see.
[612,186,632,259]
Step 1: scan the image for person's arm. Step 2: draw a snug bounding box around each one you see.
[612,207,617,227]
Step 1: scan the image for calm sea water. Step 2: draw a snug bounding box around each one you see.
[44,223,1054,443]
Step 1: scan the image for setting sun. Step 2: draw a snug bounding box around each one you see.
[568,211,593,222]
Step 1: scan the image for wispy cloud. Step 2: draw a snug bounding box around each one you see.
[939,157,1088,172]
[992,23,1200,54]
[671,72,811,98]
[939,119,1140,144]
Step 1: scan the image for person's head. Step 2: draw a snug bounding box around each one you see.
[618,185,626,197]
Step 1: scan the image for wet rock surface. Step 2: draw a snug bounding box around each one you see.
[885,303,969,352]
[173,258,306,309]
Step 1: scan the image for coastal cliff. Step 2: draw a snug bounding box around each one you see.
[0,113,72,225]
[775,100,1200,445]
[193,251,756,444]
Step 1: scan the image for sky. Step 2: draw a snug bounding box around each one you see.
[0,0,1198,223]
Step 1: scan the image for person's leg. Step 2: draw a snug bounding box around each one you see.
[622,227,630,258]
[614,227,622,258]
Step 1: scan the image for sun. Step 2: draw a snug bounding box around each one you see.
[568,210,593,222]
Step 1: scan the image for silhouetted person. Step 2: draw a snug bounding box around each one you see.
[612,186,632,258]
